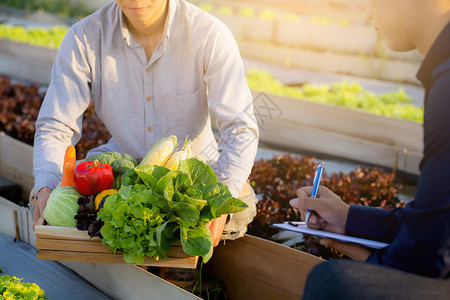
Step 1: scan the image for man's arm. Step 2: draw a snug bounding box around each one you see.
[202,22,259,198]
[33,25,93,193]
[345,205,404,243]
[364,71,450,278]
[33,25,93,226]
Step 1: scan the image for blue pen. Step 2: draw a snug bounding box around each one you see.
[305,162,324,223]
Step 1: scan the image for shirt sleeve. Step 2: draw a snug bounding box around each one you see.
[33,25,92,193]
[202,22,259,198]
[85,137,121,159]
[349,70,450,278]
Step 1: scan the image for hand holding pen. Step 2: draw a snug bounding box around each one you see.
[305,162,324,223]
[290,166,350,235]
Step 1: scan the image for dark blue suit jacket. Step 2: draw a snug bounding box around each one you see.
[345,23,450,278]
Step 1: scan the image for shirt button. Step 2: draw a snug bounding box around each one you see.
[146,96,151,102]
[145,67,151,73]
[147,126,153,132]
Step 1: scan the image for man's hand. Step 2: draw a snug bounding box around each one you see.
[290,186,350,234]
[320,238,374,261]
[32,187,52,230]
[206,214,227,247]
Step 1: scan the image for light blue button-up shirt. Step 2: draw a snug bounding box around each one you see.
[33,0,259,198]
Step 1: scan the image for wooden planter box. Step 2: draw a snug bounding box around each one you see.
[0,39,56,85]
[0,132,35,201]
[238,40,422,85]
[35,221,199,269]
[206,0,369,24]
[211,91,422,175]
[206,234,323,300]
[275,20,377,55]
[258,92,422,175]
[211,13,276,43]
[60,234,323,300]
[0,196,32,244]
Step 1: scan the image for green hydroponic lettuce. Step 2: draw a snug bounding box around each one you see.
[0,274,46,300]
[97,158,248,264]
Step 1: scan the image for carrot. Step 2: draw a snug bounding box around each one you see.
[61,144,76,187]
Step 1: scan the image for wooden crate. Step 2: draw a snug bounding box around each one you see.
[35,221,199,269]
[0,133,35,201]
[205,234,324,300]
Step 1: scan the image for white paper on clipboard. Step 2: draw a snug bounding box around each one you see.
[273,222,389,249]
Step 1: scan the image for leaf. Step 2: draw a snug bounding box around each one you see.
[156,220,179,251]
[199,208,214,225]
[185,186,203,199]
[201,183,222,204]
[130,203,144,218]
[123,252,144,264]
[180,158,217,188]
[171,201,200,228]
[154,170,183,201]
[156,221,170,249]
[174,173,192,189]
[111,203,131,227]
[174,190,207,211]
[202,242,214,263]
[215,196,248,216]
[180,226,213,257]
[135,165,170,187]
[207,182,247,218]
[122,168,142,187]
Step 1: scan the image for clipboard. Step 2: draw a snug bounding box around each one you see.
[273,222,389,249]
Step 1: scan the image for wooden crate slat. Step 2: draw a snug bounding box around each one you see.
[35,225,101,240]
[35,221,198,268]
[36,238,113,253]
[37,250,198,268]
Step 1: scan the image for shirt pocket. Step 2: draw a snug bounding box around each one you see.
[159,88,209,140]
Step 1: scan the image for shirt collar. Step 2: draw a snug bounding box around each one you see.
[118,0,178,47]
[164,0,178,39]
[416,22,450,88]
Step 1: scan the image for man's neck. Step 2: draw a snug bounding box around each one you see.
[416,3,450,55]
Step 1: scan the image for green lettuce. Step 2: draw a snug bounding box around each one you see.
[97,158,248,264]
[0,275,46,300]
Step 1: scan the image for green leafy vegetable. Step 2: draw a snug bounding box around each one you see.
[0,275,46,300]
[246,68,423,122]
[98,158,248,264]
[0,24,67,49]
[44,186,83,227]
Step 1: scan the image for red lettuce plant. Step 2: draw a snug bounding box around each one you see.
[0,76,111,159]
[248,154,405,259]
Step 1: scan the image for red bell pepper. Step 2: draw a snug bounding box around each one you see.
[73,160,114,196]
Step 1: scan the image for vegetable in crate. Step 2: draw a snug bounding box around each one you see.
[140,135,178,166]
[75,195,105,238]
[95,189,118,210]
[97,158,248,264]
[164,138,193,170]
[86,152,137,189]
[73,160,114,196]
[44,186,83,227]
[61,144,76,187]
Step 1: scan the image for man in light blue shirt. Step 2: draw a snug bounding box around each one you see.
[32,0,259,241]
